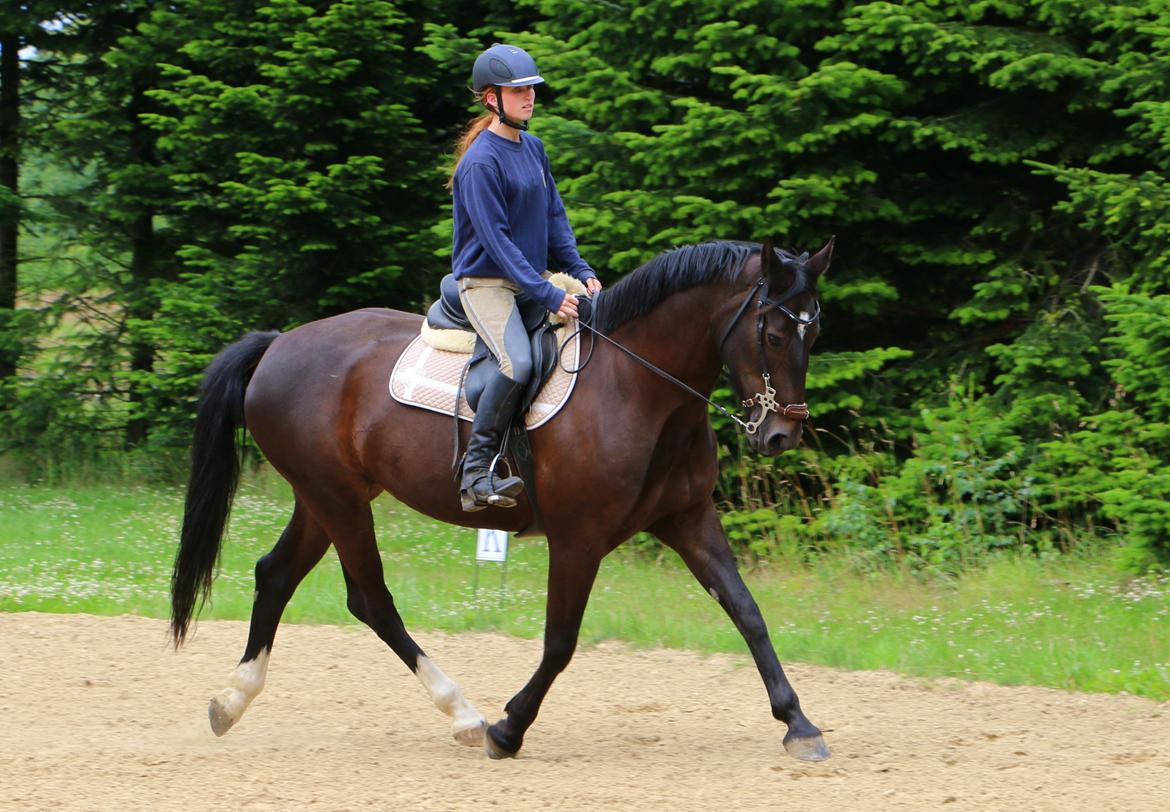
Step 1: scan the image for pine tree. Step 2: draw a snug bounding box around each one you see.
[128,0,451,441]
[0,2,64,383]
[501,0,1170,564]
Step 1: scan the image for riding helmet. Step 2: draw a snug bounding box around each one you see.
[471,44,545,92]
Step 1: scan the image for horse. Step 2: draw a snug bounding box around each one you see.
[170,236,834,762]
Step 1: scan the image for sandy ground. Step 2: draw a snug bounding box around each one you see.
[2,612,1168,811]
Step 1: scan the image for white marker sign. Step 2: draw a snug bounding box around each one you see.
[476,528,509,563]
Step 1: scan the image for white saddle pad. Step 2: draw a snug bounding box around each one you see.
[388,325,581,430]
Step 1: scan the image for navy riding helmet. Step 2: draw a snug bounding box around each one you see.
[472,44,545,131]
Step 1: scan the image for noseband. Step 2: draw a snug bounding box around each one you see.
[717,273,821,435]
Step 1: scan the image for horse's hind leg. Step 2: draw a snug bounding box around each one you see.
[324,497,486,746]
[209,500,330,736]
[652,503,830,762]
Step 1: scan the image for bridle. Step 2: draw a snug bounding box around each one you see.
[714,270,821,434]
[564,258,820,437]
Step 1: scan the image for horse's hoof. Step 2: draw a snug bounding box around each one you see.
[208,692,241,737]
[453,718,486,747]
[484,724,519,760]
[783,733,831,762]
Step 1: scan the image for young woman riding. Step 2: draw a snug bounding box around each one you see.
[448,44,602,512]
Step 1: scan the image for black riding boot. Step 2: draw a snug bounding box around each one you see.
[460,371,526,512]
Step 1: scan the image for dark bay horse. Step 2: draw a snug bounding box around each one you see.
[171,237,834,761]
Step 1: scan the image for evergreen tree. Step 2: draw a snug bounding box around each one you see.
[0,19,20,382]
[501,0,1170,564]
[0,2,64,383]
[53,1,184,446]
[136,0,458,442]
[3,2,198,453]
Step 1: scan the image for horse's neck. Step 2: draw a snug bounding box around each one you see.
[607,284,724,399]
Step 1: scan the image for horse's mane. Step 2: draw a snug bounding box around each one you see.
[594,240,800,333]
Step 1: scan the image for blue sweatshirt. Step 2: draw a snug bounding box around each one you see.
[452,130,596,313]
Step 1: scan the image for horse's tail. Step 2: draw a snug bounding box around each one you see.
[171,330,280,647]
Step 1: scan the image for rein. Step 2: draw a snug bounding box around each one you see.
[562,276,819,436]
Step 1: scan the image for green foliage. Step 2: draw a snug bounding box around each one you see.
[519,0,1170,569]
[143,0,440,319]
[5,1,523,453]
[1035,287,1170,570]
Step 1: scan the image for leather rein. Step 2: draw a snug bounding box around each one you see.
[565,272,820,437]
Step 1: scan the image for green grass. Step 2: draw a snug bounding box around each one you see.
[2,474,1168,699]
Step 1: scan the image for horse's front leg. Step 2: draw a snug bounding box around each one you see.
[652,503,830,762]
[485,541,600,758]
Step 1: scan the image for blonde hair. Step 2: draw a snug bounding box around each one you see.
[446,89,498,190]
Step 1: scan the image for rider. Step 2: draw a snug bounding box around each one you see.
[449,43,603,512]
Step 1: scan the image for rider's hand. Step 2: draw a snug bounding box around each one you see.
[586,277,603,295]
[555,292,579,321]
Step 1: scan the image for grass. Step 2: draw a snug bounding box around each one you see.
[2,471,1169,700]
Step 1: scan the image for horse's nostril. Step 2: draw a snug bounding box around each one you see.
[765,431,788,453]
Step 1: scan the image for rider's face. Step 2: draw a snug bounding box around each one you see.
[492,84,536,123]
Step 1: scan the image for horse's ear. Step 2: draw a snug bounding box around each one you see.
[807,236,835,280]
[760,236,777,277]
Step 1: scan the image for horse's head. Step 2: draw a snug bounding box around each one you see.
[718,237,833,455]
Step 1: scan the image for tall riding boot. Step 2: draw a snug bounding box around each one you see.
[460,371,526,512]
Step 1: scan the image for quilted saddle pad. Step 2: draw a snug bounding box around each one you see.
[388,324,581,430]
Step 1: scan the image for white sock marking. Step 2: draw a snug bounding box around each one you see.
[228,650,270,698]
[209,648,270,735]
[415,656,486,743]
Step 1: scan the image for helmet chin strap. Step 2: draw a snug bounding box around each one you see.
[491,86,529,132]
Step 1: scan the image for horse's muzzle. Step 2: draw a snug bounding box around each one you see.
[748,415,803,456]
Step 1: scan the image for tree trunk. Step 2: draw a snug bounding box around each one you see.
[125,88,156,448]
[0,33,20,381]
[125,210,155,446]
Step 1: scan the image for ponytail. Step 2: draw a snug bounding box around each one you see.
[446,87,503,190]
[446,112,493,190]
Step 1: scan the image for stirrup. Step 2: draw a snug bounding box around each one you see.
[460,489,517,512]
[460,477,524,512]
[460,456,525,512]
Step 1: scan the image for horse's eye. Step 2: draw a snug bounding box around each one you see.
[766,332,784,348]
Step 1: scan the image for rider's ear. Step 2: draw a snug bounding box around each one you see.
[807,236,835,280]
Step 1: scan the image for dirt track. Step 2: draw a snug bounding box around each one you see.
[3,612,1169,811]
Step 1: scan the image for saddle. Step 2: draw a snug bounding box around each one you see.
[421,273,590,418]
